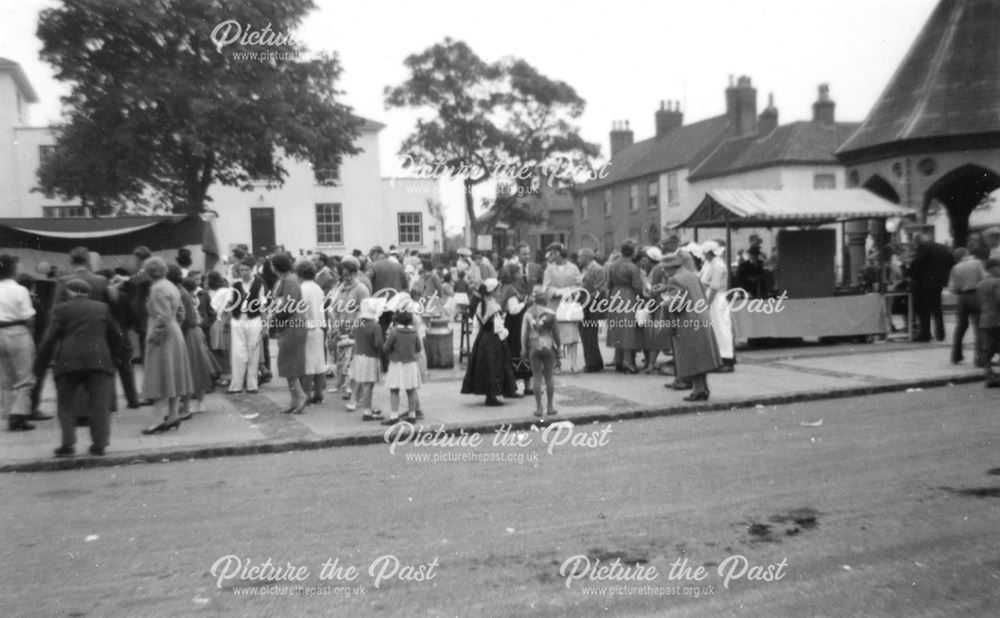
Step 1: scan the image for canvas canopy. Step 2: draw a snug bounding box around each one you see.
[676,189,918,229]
[0,215,219,275]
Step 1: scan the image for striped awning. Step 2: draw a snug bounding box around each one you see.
[675,189,918,229]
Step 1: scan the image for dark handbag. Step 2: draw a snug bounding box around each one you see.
[511,357,531,375]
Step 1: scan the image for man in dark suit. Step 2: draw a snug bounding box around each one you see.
[515,242,544,297]
[51,247,140,409]
[313,252,337,294]
[909,234,955,342]
[366,246,408,293]
[119,246,153,361]
[35,278,127,457]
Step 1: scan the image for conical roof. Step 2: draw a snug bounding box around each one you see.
[838,0,1000,161]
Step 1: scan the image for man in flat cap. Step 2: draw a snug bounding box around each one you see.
[35,278,128,457]
[50,246,140,410]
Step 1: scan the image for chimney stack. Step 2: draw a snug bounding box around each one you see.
[610,120,634,156]
[812,83,835,125]
[758,93,778,135]
[655,99,684,137]
[725,75,758,137]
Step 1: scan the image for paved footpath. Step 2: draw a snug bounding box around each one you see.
[1,325,991,472]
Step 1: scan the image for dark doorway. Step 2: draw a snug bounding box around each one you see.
[925,164,1000,247]
[250,207,276,256]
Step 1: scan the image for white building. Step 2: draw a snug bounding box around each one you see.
[0,57,441,255]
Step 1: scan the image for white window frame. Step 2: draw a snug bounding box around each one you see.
[398,212,423,245]
[667,172,680,207]
[315,203,343,245]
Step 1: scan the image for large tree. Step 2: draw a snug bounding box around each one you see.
[36,0,361,215]
[385,39,598,238]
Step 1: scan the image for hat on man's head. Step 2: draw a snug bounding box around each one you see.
[645,246,663,262]
[483,278,500,293]
[69,246,90,265]
[66,278,92,295]
[983,226,1000,237]
[456,247,472,257]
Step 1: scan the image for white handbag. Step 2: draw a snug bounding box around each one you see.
[555,300,584,322]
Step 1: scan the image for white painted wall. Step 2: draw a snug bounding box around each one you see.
[382,177,442,253]
[208,129,385,255]
[1,70,81,218]
[12,126,77,217]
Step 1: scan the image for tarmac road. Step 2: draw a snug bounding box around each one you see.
[1,383,998,617]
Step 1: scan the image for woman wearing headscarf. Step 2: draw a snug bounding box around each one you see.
[542,242,583,373]
[140,257,194,434]
[662,251,721,400]
[271,253,309,414]
[605,240,644,373]
[700,240,735,372]
[461,278,518,406]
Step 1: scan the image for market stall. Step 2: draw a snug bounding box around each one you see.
[0,214,220,274]
[675,189,918,341]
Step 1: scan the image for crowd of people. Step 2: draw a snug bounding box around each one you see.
[924,227,1000,387]
[0,233,753,455]
[8,225,995,457]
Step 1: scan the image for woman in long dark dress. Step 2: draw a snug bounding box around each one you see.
[461,278,517,406]
[662,251,721,401]
[497,263,532,394]
[605,241,645,373]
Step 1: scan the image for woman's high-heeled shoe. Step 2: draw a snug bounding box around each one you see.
[142,418,180,435]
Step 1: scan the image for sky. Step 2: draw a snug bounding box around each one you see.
[0,0,941,233]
